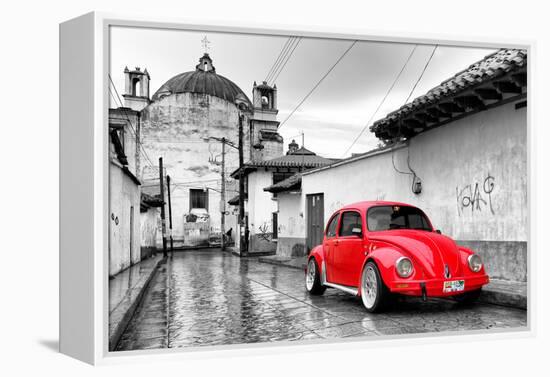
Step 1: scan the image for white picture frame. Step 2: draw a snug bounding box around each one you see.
[59,11,534,365]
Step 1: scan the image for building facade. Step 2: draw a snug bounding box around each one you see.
[263,173,305,257]
[139,193,163,260]
[111,53,286,250]
[238,143,333,255]
[108,109,142,277]
[271,49,528,283]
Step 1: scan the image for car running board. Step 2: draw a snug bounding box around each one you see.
[321,261,359,296]
[323,282,359,296]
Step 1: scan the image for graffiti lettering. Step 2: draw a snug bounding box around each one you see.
[329,201,344,214]
[456,173,495,216]
[288,217,296,236]
[375,193,386,201]
[258,222,272,242]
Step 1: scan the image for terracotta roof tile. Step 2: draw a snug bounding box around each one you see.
[371,48,527,139]
[264,173,302,193]
[230,151,333,177]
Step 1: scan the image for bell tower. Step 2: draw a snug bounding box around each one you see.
[249,81,284,161]
[123,66,150,111]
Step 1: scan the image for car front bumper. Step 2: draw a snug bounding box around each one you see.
[388,274,490,297]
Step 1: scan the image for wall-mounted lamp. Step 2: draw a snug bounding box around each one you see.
[412,176,422,195]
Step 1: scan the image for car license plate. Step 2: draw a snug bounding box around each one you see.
[443,280,465,293]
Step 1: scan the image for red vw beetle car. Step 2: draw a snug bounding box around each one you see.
[305,201,489,312]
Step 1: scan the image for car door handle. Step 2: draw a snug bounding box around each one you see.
[334,240,339,245]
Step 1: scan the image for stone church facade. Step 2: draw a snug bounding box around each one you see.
[111,52,284,248]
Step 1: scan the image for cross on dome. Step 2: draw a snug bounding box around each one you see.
[201,36,211,54]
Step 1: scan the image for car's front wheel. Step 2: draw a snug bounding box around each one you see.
[361,261,390,312]
[305,258,326,295]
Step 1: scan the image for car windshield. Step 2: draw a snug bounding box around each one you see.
[367,205,432,231]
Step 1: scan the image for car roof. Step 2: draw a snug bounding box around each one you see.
[339,200,415,212]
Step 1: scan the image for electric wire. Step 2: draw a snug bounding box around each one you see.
[340,45,418,158]
[269,37,302,85]
[108,80,155,168]
[390,45,439,193]
[108,88,156,170]
[265,37,295,83]
[265,37,293,83]
[109,85,155,170]
[278,40,358,130]
[108,74,156,169]
[403,45,438,105]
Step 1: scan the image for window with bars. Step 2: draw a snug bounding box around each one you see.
[189,189,209,210]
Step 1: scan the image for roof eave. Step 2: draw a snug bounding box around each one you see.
[371,50,527,141]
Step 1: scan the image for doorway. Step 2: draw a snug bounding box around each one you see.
[306,193,324,252]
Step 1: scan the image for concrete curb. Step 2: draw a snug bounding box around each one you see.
[228,247,277,258]
[257,257,527,310]
[258,256,306,270]
[479,281,527,309]
[108,257,164,351]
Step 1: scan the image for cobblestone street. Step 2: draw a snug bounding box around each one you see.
[116,250,527,351]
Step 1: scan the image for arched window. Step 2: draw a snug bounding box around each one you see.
[132,78,141,96]
[261,95,269,109]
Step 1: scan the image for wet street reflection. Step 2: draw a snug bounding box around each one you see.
[116,250,527,351]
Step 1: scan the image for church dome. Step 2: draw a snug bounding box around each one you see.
[151,53,251,106]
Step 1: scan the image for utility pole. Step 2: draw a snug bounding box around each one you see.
[220,138,226,251]
[238,114,246,256]
[204,136,238,252]
[159,157,167,258]
[301,131,305,172]
[166,174,174,256]
[234,93,249,257]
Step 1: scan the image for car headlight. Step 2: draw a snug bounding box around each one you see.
[396,257,413,278]
[468,254,483,272]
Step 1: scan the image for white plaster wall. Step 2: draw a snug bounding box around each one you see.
[248,170,276,236]
[140,207,159,249]
[277,192,305,239]
[140,92,249,243]
[109,109,140,177]
[109,162,141,276]
[302,101,527,242]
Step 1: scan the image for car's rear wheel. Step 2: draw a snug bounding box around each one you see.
[305,258,326,295]
[361,261,390,312]
[453,289,482,305]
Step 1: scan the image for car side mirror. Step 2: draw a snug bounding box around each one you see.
[435,229,442,234]
[351,227,363,237]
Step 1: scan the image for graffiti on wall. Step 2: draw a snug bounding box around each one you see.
[375,193,386,201]
[258,221,272,242]
[288,216,296,236]
[328,200,344,215]
[456,173,496,216]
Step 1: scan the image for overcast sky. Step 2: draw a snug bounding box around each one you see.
[110,26,497,159]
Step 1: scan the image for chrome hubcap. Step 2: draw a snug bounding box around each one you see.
[362,265,378,308]
[306,259,316,291]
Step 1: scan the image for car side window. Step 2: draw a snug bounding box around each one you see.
[326,214,340,238]
[339,211,362,237]
[409,213,429,229]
